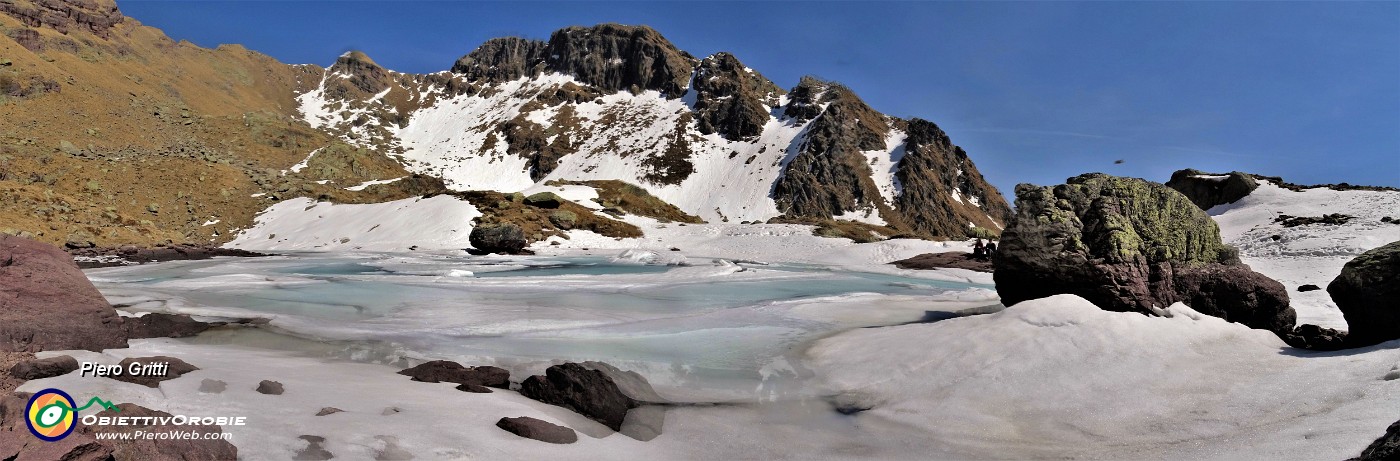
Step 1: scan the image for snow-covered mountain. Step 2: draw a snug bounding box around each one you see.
[293,24,1010,238]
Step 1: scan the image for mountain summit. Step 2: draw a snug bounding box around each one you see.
[0,1,1009,248]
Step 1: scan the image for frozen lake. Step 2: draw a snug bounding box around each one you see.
[87,252,999,402]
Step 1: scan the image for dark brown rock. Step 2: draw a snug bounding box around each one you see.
[8,354,78,380]
[294,435,333,460]
[519,362,640,431]
[397,360,510,389]
[122,313,218,339]
[496,416,578,444]
[257,379,285,395]
[994,174,1296,334]
[451,37,549,83]
[1350,418,1400,461]
[0,234,128,352]
[108,356,198,388]
[1329,241,1400,347]
[1297,284,1322,292]
[772,78,891,224]
[469,223,528,255]
[315,407,343,416]
[1273,213,1354,228]
[1281,324,1349,351]
[69,243,268,269]
[0,352,34,393]
[1165,169,1259,211]
[455,383,492,393]
[890,252,993,272]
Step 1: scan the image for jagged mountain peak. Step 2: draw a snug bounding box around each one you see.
[336,50,380,68]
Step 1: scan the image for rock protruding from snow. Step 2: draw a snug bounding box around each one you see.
[452,24,696,98]
[495,416,579,444]
[0,234,128,352]
[519,362,663,434]
[894,118,1012,237]
[1350,418,1400,461]
[1165,169,1259,211]
[110,356,199,388]
[1328,241,1400,346]
[691,52,782,141]
[397,360,510,389]
[995,173,1296,334]
[123,313,217,339]
[468,223,528,255]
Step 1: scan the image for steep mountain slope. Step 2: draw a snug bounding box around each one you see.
[1,0,1010,249]
[296,23,1010,239]
[0,0,425,248]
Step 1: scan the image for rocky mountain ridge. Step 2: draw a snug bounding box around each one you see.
[1,0,1010,249]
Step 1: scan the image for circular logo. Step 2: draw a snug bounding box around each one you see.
[26,388,77,442]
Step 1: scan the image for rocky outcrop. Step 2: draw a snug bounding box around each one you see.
[894,118,1012,237]
[0,0,124,39]
[324,51,393,100]
[772,79,890,222]
[994,174,1295,334]
[257,379,284,395]
[69,244,268,269]
[397,360,510,389]
[496,416,578,444]
[451,37,549,83]
[8,354,78,380]
[1165,169,1258,211]
[0,234,128,352]
[691,53,782,141]
[1329,241,1400,346]
[1350,418,1400,461]
[468,223,528,254]
[452,24,696,98]
[519,362,664,433]
[890,252,993,272]
[122,313,217,339]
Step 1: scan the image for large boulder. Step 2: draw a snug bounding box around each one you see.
[108,356,199,388]
[8,355,79,380]
[1164,169,1259,210]
[519,362,664,433]
[0,234,127,352]
[1329,241,1400,346]
[468,223,528,255]
[994,174,1295,334]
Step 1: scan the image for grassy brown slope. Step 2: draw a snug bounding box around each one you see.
[545,179,704,224]
[0,0,413,248]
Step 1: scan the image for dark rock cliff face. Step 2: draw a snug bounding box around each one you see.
[690,52,782,141]
[451,24,696,98]
[894,118,1012,237]
[772,79,890,220]
[1165,169,1259,211]
[451,37,548,83]
[994,174,1296,334]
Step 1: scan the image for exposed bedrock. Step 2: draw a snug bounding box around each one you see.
[993,173,1295,334]
[519,361,666,440]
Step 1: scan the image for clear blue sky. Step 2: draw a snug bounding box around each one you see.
[122,1,1400,197]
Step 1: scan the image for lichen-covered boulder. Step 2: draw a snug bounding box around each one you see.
[1165,169,1259,211]
[994,173,1295,334]
[468,223,527,254]
[523,192,564,208]
[1329,241,1400,346]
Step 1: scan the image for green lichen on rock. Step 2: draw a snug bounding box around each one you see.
[1328,241,1400,346]
[1016,173,1230,265]
[523,192,564,208]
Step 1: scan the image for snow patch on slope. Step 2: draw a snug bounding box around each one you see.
[227,196,481,251]
[1209,180,1400,329]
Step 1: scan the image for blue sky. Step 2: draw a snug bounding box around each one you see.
[122,1,1400,197]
